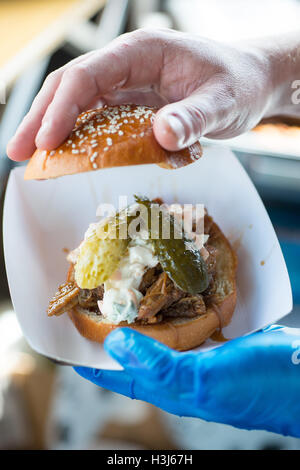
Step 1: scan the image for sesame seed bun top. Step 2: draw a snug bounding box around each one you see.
[24,104,202,180]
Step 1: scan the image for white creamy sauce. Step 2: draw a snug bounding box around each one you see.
[99,239,158,324]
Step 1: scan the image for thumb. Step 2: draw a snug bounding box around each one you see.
[104,328,179,384]
[153,82,228,151]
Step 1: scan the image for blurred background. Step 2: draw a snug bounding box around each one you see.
[0,0,300,450]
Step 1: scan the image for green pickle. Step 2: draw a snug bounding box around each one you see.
[134,196,209,294]
[75,209,133,289]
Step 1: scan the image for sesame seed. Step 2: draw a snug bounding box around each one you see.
[59,150,63,154]
[92,163,98,169]
[74,106,156,154]
[50,150,55,156]
[72,149,79,154]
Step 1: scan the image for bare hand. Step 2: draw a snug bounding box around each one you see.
[6,29,291,161]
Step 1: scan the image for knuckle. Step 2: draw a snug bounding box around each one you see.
[129,27,150,40]
[112,29,144,48]
[123,27,161,44]
[184,103,207,135]
[44,70,59,86]
[62,63,91,85]
[109,28,163,60]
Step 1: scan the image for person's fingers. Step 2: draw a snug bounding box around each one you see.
[153,78,236,151]
[6,72,61,161]
[74,367,137,398]
[34,31,163,150]
[7,51,96,161]
[34,64,99,149]
[73,366,183,414]
[104,328,180,384]
[74,366,157,404]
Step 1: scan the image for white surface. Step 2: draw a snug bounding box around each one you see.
[3,147,292,369]
[168,0,300,41]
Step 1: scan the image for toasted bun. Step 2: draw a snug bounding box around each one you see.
[24,105,202,180]
[67,222,237,351]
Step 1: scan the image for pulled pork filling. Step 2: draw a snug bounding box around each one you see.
[48,214,218,324]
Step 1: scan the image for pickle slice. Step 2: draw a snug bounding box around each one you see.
[75,211,131,289]
[134,196,209,294]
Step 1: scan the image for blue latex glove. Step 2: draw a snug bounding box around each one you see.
[75,325,300,437]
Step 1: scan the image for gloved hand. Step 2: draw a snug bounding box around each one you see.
[75,325,300,437]
[7,29,299,161]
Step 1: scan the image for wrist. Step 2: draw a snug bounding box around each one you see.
[257,32,300,118]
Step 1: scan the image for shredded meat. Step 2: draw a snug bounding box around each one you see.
[138,272,185,321]
[205,244,218,276]
[162,294,206,318]
[78,286,104,309]
[47,282,80,316]
[139,264,162,295]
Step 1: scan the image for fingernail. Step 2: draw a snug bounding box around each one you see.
[35,121,51,146]
[163,113,186,147]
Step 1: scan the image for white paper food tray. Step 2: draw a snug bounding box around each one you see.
[3,146,293,370]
